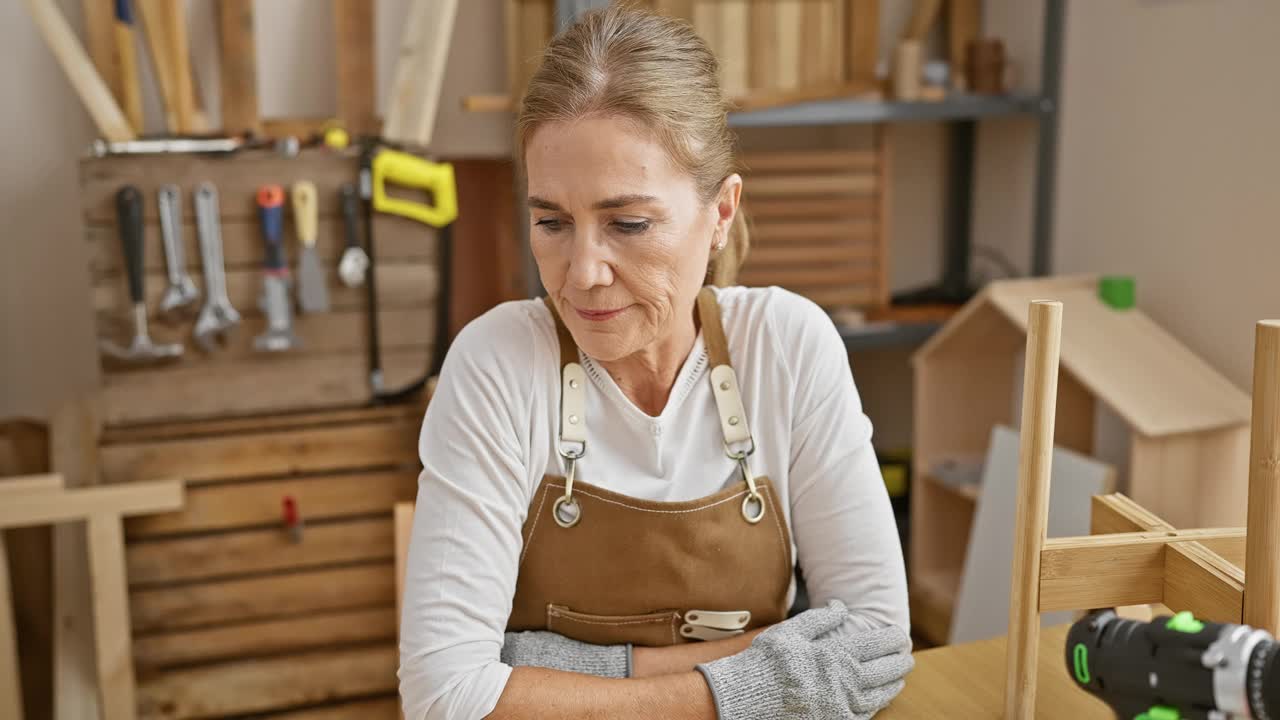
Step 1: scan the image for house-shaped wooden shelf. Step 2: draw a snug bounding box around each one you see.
[908,275,1252,645]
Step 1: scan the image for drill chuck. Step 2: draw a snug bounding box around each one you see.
[1067,609,1280,719]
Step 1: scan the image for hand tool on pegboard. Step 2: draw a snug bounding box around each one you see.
[337,183,369,288]
[253,185,301,352]
[193,182,240,351]
[292,181,329,313]
[357,141,458,402]
[156,184,199,318]
[99,186,183,363]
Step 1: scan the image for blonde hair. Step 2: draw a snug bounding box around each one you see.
[516,5,748,286]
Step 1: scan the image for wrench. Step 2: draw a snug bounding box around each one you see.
[193,182,241,351]
[157,185,200,317]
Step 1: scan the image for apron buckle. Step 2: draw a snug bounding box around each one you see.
[727,444,765,524]
[554,453,583,528]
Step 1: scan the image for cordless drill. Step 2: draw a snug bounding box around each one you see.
[1067,609,1280,719]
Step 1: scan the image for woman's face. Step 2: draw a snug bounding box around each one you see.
[526,115,740,363]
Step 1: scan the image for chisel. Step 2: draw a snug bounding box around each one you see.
[253,186,300,352]
[292,181,329,313]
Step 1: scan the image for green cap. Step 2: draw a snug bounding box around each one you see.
[1166,611,1205,634]
[1099,276,1136,309]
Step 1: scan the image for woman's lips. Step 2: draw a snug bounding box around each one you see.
[574,306,626,322]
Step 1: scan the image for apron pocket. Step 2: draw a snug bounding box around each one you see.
[546,604,682,647]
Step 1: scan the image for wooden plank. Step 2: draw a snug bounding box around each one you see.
[128,517,395,585]
[775,0,802,90]
[743,243,879,266]
[746,197,876,219]
[102,401,424,445]
[100,349,431,426]
[101,420,418,487]
[799,0,826,86]
[126,470,418,538]
[652,0,695,22]
[134,0,177,131]
[333,0,378,137]
[718,0,749,97]
[217,0,260,135]
[873,125,891,307]
[395,503,415,630]
[161,0,196,133]
[0,482,182,530]
[0,533,23,720]
[133,607,396,669]
[23,0,134,142]
[745,174,877,196]
[751,219,874,243]
[903,0,943,42]
[130,562,394,632]
[847,0,879,87]
[93,263,439,318]
[0,473,63,495]
[270,697,399,720]
[742,150,877,173]
[97,311,432,371]
[136,644,397,720]
[1165,542,1244,624]
[1005,301,1061,719]
[82,0,123,113]
[747,0,778,90]
[87,218,435,275]
[49,396,102,720]
[87,516,136,720]
[1245,320,1280,632]
[1090,493,1173,534]
[948,0,980,91]
[738,265,878,289]
[384,0,460,147]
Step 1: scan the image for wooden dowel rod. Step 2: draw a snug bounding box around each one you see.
[1005,300,1063,719]
[1244,320,1280,632]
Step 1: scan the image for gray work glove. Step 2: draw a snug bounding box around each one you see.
[695,600,914,720]
[500,630,631,678]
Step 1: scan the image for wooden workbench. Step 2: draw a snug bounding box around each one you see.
[880,625,1112,718]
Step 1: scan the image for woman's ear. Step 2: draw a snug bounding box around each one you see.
[715,174,743,240]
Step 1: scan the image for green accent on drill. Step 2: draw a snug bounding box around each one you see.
[1134,705,1181,720]
[1072,643,1090,684]
[1166,611,1205,634]
[1098,276,1136,309]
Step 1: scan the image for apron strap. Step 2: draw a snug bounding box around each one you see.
[696,288,754,453]
[542,297,587,453]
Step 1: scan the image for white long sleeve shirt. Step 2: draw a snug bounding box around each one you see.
[398,285,909,720]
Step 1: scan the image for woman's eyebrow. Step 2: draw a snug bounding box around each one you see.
[528,196,563,211]
[593,194,658,210]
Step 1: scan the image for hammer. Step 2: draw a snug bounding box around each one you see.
[99,186,183,363]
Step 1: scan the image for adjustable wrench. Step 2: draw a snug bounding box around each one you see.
[157,185,199,317]
[193,182,241,351]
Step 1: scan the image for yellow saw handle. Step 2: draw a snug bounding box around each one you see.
[372,149,458,228]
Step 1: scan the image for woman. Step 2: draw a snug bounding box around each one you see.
[399,7,911,719]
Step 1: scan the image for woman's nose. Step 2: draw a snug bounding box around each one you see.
[564,229,614,290]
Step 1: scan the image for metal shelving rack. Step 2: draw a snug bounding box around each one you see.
[726,0,1065,352]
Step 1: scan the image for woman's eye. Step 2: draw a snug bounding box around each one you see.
[612,220,650,235]
[535,217,565,232]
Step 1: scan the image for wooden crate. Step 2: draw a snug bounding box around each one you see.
[89,400,425,719]
[505,0,880,104]
[82,148,441,427]
[737,130,891,310]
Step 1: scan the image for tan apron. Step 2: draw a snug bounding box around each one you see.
[506,288,794,647]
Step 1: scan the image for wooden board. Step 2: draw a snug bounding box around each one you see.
[100,418,418,486]
[128,516,395,585]
[136,644,397,720]
[846,0,879,88]
[395,503,415,630]
[878,624,1111,719]
[126,470,418,538]
[217,0,260,135]
[267,697,399,720]
[130,562,394,632]
[0,482,183,530]
[87,515,136,720]
[950,425,1115,644]
[0,533,21,720]
[133,607,396,669]
[948,0,980,90]
[333,0,378,136]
